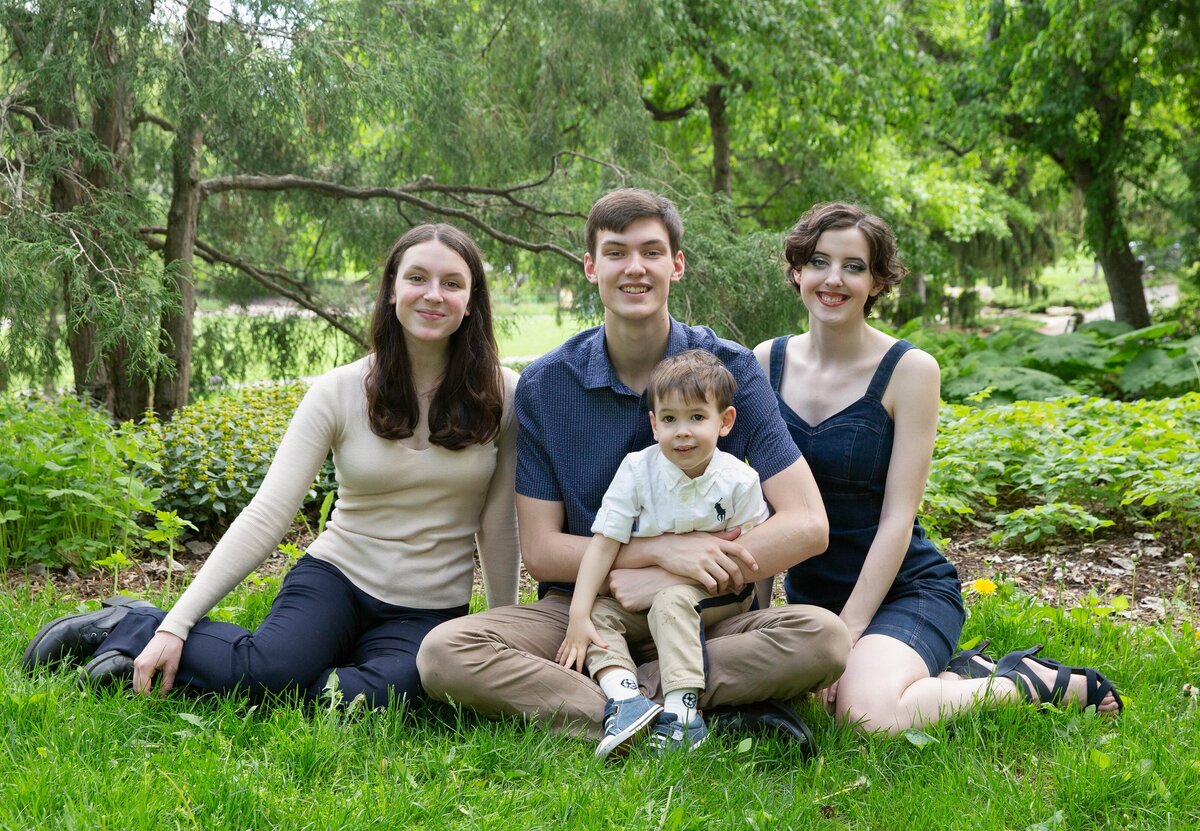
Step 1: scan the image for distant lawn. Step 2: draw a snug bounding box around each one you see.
[496,304,590,362]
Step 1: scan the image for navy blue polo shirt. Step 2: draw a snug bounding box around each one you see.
[515,318,801,597]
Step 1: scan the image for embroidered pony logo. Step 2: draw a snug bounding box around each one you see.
[714,499,727,523]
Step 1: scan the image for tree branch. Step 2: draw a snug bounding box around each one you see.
[133,110,176,133]
[200,170,585,266]
[3,103,49,130]
[482,0,518,57]
[642,96,696,121]
[139,227,369,349]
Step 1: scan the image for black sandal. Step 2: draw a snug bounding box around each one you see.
[996,645,1123,711]
[946,639,996,679]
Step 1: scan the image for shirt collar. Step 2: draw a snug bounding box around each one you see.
[581,318,690,392]
[657,447,723,496]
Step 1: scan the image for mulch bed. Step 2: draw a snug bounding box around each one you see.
[10,531,1196,625]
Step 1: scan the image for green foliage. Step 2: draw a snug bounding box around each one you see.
[904,320,1200,404]
[144,509,198,597]
[927,395,1200,548]
[0,394,159,570]
[990,503,1114,547]
[140,384,333,533]
[190,313,365,396]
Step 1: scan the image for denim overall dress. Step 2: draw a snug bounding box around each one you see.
[769,336,965,675]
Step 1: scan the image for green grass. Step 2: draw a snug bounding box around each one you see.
[494,301,591,362]
[3,577,1198,830]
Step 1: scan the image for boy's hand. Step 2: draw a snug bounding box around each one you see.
[555,616,608,673]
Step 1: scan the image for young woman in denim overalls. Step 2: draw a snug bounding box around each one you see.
[753,203,1121,733]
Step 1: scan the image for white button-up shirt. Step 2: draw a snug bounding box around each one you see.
[591,445,768,544]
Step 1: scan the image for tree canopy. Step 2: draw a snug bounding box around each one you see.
[2,0,1195,418]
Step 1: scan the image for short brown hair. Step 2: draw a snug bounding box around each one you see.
[585,188,684,257]
[647,349,737,412]
[784,202,907,317]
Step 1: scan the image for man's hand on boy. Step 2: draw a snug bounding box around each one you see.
[640,529,758,593]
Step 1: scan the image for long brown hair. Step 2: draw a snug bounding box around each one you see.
[365,224,503,449]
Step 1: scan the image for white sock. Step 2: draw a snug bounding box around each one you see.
[664,689,700,722]
[598,669,641,701]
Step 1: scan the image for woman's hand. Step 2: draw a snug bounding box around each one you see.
[556,615,607,673]
[820,679,840,714]
[132,631,185,696]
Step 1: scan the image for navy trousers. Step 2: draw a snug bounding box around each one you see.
[101,555,468,708]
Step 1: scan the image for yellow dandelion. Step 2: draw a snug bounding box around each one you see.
[972,578,998,595]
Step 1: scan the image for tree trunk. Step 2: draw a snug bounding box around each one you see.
[1074,159,1151,330]
[105,339,151,422]
[154,124,203,418]
[1093,230,1150,330]
[154,0,208,419]
[702,84,732,198]
[87,24,145,417]
[41,100,112,406]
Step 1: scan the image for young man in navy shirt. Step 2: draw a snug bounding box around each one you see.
[418,188,849,739]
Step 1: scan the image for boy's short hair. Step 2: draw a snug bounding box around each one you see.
[647,349,738,412]
[585,188,684,257]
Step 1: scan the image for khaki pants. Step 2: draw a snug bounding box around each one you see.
[417,591,850,739]
[588,585,755,694]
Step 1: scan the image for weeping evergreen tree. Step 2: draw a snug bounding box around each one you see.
[6,0,1193,417]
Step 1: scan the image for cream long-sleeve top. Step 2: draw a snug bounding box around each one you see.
[157,357,521,641]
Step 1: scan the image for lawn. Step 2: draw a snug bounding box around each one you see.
[3,577,1198,830]
[494,301,591,363]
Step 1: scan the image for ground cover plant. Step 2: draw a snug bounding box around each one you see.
[924,393,1200,551]
[900,320,1200,404]
[2,386,1197,575]
[3,574,1198,830]
[140,383,334,535]
[0,395,159,571]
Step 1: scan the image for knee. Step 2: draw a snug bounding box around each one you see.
[836,689,903,737]
[806,609,852,686]
[647,585,701,623]
[415,618,470,698]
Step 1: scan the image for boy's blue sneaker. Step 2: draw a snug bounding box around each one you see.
[596,695,663,758]
[649,711,708,753]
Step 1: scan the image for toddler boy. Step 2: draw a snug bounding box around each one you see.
[556,349,767,757]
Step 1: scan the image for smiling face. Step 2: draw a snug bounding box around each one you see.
[583,217,685,326]
[391,239,473,349]
[650,390,736,479]
[791,226,883,322]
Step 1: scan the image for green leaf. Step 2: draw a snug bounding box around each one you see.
[178,712,208,729]
[903,729,938,747]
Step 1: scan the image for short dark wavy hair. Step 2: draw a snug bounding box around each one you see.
[783,202,907,317]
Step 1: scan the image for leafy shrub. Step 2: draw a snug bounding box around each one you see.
[901,319,1200,403]
[0,394,159,570]
[140,383,334,533]
[926,394,1200,548]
